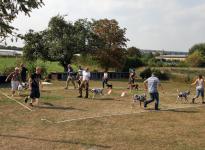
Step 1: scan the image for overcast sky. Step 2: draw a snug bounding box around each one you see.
[6,0,205,51]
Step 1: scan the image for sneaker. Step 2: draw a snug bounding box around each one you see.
[78,95,82,98]
[65,87,68,90]
[24,97,29,103]
[144,101,147,108]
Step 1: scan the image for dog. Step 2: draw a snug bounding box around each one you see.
[90,88,104,99]
[106,83,113,89]
[177,90,190,103]
[128,84,139,90]
[132,93,146,107]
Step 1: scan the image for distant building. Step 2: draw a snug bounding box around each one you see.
[140,49,188,56]
[0,49,23,56]
[155,55,187,61]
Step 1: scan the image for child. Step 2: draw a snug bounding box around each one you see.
[25,67,42,107]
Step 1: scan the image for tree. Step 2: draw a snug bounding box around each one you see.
[189,43,205,55]
[186,51,205,67]
[92,19,128,70]
[127,47,141,58]
[23,15,92,70]
[0,0,44,42]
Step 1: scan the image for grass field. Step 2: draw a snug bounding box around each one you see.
[1,80,205,150]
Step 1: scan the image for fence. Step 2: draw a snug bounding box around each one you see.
[49,72,129,80]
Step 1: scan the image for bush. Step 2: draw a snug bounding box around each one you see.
[122,56,144,72]
[140,68,152,79]
[140,68,170,80]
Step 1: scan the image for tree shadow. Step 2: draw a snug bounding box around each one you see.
[145,108,199,113]
[0,134,111,149]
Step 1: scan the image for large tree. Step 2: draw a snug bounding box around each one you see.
[92,19,128,70]
[0,0,44,42]
[127,47,141,58]
[189,43,205,55]
[23,15,92,70]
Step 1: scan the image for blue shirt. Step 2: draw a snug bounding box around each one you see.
[145,75,160,93]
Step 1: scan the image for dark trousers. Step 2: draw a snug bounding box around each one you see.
[79,80,89,98]
[102,79,108,88]
[145,92,159,110]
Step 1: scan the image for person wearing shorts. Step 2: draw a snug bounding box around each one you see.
[25,67,42,107]
[191,75,205,104]
[5,67,21,97]
[78,68,90,99]
[65,64,76,89]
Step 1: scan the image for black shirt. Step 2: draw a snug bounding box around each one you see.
[31,73,41,89]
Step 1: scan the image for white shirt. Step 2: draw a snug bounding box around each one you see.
[145,75,160,93]
[103,73,108,79]
[196,79,204,90]
[82,71,91,81]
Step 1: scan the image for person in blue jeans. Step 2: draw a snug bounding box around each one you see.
[143,73,163,110]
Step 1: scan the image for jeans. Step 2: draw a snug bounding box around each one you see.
[145,92,159,110]
[196,88,204,98]
[102,79,108,88]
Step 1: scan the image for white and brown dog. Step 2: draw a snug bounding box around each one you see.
[132,93,146,107]
[90,88,104,99]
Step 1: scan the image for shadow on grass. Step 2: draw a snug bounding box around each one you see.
[0,134,111,149]
[145,108,199,113]
[35,102,87,111]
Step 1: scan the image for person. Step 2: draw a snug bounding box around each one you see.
[143,73,163,110]
[25,67,42,107]
[128,70,136,89]
[76,66,83,88]
[78,67,90,98]
[20,63,28,83]
[5,67,21,97]
[102,69,109,88]
[191,75,205,104]
[65,64,76,89]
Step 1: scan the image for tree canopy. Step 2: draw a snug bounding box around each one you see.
[0,0,44,42]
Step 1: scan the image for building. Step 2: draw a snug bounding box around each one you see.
[0,49,23,56]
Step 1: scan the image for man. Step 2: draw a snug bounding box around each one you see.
[191,75,205,104]
[25,67,42,107]
[65,64,76,89]
[78,67,90,98]
[102,69,109,88]
[144,73,163,110]
[5,67,21,97]
[20,63,28,83]
[76,66,83,88]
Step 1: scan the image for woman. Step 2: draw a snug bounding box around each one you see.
[191,75,205,104]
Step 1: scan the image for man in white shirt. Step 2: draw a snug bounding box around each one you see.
[78,68,90,98]
[144,73,163,110]
[102,69,109,88]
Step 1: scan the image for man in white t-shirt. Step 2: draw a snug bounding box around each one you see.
[144,73,163,110]
[78,68,90,98]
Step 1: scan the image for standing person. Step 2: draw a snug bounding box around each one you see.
[65,64,76,89]
[25,67,42,107]
[5,67,21,97]
[76,66,83,88]
[143,73,163,110]
[78,67,90,98]
[128,70,136,89]
[102,69,109,88]
[191,75,205,104]
[20,63,28,83]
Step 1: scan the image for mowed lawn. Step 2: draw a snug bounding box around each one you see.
[0,80,205,150]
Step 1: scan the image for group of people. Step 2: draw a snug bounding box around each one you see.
[4,63,205,110]
[5,64,42,107]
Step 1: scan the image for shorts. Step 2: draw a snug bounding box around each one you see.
[196,88,204,98]
[11,81,20,91]
[30,88,40,99]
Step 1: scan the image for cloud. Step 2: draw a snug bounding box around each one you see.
[6,0,205,51]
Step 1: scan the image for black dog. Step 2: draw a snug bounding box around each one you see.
[177,90,190,103]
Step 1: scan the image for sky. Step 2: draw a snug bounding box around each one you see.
[5,0,205,52]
